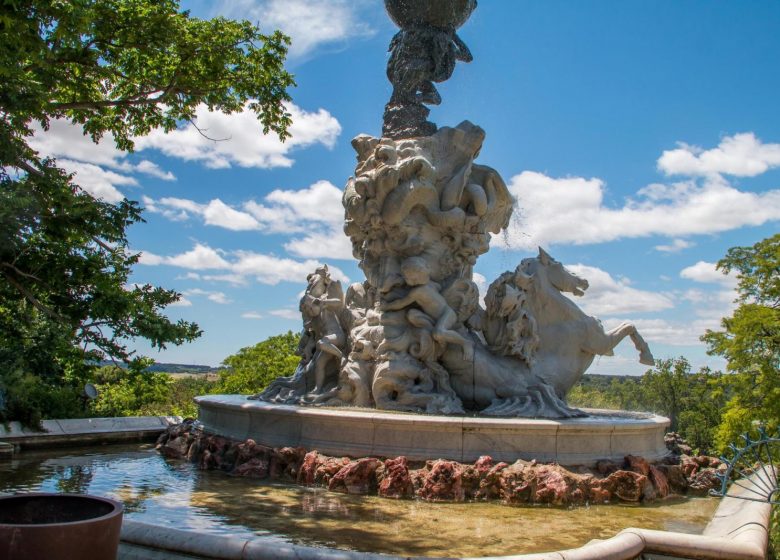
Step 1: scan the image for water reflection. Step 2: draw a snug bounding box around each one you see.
[0,444,719,557]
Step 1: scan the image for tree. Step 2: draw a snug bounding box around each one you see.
[635,358,727,454]
[219,332,300,394]
[702,234,780,450]
[0,0,295,424]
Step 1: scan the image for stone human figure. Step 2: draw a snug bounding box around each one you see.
[299,266,346,397]
[382,257,474,360]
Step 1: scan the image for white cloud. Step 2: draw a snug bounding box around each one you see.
[140,244,230,270]
[145,180,353,260]
[202,274,249,287]
[134,103,340,169]
[202,199,262,231]
[241,311,264,320]
[654,239,694,253]
[658,133,780,178]
[269,308,301,320]
[231,251,349,285]
[215,0,375,59]
[183,288,232,305]
[134,160,176,181]
[472,272,487,304]
[565,264,674,316]
[58,159,135,203]
[246,180,345,233]
[283,232,353,260]
[680,261,738,288]
[29,120,176,202]
[503,171,780,249]
[137,243,349,286]
[169,296,193,308]
[29,120,125,167]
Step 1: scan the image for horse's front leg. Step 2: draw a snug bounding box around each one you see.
[586,322,654,365]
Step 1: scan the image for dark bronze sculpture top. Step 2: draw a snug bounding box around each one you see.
[382,0,477,139]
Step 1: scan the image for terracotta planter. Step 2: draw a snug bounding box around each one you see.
[0,493,123,560]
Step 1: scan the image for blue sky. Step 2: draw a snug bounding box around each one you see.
[31,1,780,374]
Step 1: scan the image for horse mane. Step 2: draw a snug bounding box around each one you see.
[483,265,539,365]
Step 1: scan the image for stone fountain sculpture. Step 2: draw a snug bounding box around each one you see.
[255,0,655,419]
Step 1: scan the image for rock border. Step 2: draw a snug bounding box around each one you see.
[156,420,723,506]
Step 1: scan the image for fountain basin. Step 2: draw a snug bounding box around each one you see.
[196,395,670,466]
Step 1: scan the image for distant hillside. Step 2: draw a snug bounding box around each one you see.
[576,373,641,389]
[97,361,223,374]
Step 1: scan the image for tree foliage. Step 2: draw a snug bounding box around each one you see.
[569,359,727,454]
[218,332,300,394]
[703,233,780,449]
[0,0,295,424]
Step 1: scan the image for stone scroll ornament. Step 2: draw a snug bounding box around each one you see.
[253,0,656,418]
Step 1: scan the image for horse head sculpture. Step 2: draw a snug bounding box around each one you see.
[516,247,589,297]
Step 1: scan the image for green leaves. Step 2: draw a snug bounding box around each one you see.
[703,234,780,450]
[2,0,294,148]
[0,0,294,424]
[218,332,300,394]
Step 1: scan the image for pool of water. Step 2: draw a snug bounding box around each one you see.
[0,443,719,557]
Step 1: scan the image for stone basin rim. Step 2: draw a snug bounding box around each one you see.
[195,394,667,426]
[195,395,671,466]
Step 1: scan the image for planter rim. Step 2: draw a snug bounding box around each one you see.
[0,492,124,528]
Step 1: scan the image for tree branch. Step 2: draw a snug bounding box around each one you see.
[1,270,65,323]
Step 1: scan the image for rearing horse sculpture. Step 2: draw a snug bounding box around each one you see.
[443,248,655,417]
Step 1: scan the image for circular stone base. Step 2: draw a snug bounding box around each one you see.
[195,395,670,467]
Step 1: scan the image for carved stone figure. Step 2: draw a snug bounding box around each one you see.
[382,0,477,138]
[253,265,348,404]
[253,1,655,419]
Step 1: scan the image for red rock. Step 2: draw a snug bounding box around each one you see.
[159,436,189,459]
[298,451,320,485]
[233,457,270,478]
[199,449,219,470]
[155,431,169,447]
[656,464,688,495]
[589,478,613,503]
[498,461,533,504]
[681,456,699,478]
[692,455,722,469]
[270,446,306,479]
[624,455,650,476]
[641,477,658,502]
[606,470,648,502]
[475,462,509,500]
[688,468,721,496]
[474,456,494,474]
[532,466,569,505]
[409,468,428,494]
[417,460,466,501]
[595,459,620,476]
[329,458,381,494]
[186,438,201,462]
[649,465,670,498]
[378,456,413,499]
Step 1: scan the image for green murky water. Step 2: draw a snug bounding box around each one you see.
[0,443,718,557]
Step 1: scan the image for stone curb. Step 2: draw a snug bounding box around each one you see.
[0,416,182,450]
[119,469,773,560]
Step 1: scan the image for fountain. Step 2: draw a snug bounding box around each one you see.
[195,0,669,466]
